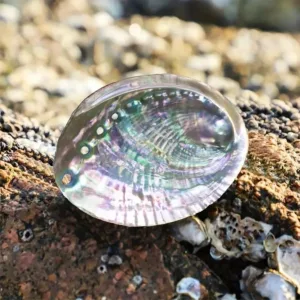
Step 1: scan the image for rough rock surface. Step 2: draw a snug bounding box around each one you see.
[0,93,299,299]
[0,104,228,299]
[0,0,299,299]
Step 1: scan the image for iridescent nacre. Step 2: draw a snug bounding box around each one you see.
[54,74,248,226]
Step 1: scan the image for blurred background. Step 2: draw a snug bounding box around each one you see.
[94,0,300,32]
[0,0,299,129]
[3,0,300,31]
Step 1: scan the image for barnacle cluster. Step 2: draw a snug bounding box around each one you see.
[173,208,272,262]
[206,210,272,262]
[172,210,300,298]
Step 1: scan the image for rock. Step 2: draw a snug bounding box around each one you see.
[274,59,289,74]
[197,40,214,54]
[119,51,138,69]
[0,4,20,23]
[186,54,222,73]
[48,74,105,99]
[93,11,114,28]
[21,0,48,23]
[98,25,133,47]
[8,65,58,90]
[207,75,240,94]
[278,74,300,93]
[287,132,297,142]
[63,14,95,32]
[23,90,48,118]
[172,21,205,45]
[263,83,279,99]
[3,88,29,107]
[272,99,292,112]
[123,65,166,78]
[0,104,228,299]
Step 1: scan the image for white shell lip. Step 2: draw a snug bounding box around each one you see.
[54,74,248,227]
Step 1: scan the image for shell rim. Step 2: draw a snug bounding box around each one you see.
[54,74,248,227]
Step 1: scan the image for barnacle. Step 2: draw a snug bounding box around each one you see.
[172,216,210,250]
[172,210,272,262]
[240,266,296,300]
[267,235,300,293]
[176,277,201,300]
[205,210,272,262]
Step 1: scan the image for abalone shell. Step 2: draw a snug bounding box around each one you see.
[54,74,248,226]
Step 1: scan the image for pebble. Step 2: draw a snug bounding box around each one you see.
[197,40,214,53]
[63,14,93,32]
[47,75,105,100]
[0,4,20,23]
[292,98,300,109]
[132,275,143,286]
[23,90,48,117]
[3,88,29,106]
[279,74,299,92]
[108,255,123,265]
[273,99,291,112]
[8,66,58,90]
[287,132,297,142]
[101,254,109,263]
[98,25,133,47]
[123,65,166,78]
[182,22,205,45]
[186,54,221,73]
[274,59,289,74]
[263,83,279,99]
[270,123,279,131]
[13,245,20,252]
[291,113,300,121]
[207,75,240,94]
[247,120,259,129]
[120,52,138,69]
[249,74,264,89]
[93,11,114,28]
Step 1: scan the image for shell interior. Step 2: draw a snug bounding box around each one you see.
[54,74,248,226]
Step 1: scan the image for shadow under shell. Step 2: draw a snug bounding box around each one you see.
[54,74,248,227]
